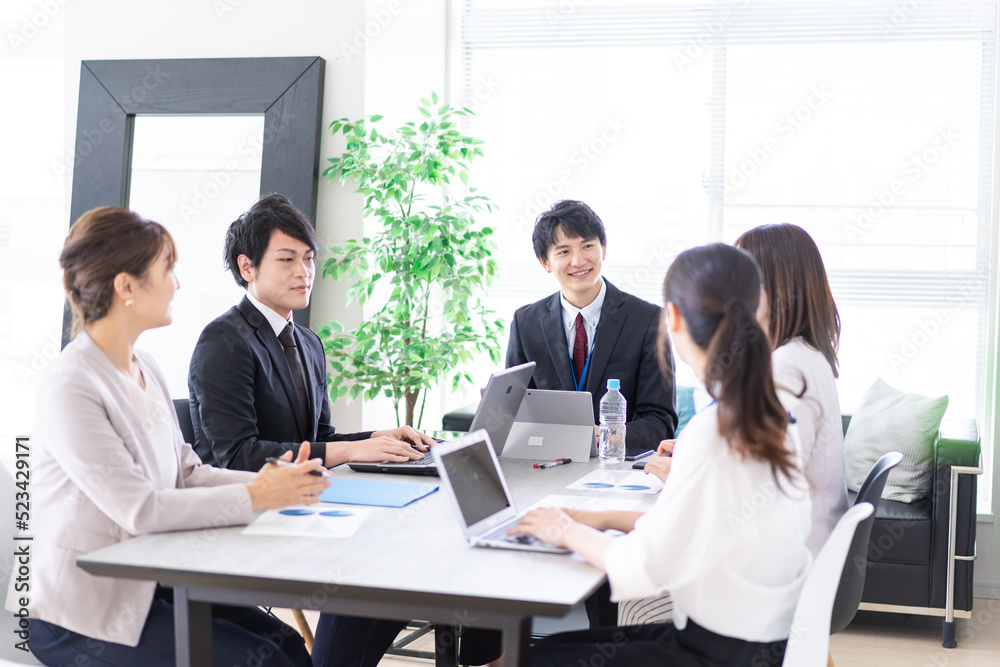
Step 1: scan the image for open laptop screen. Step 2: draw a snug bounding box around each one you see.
[440,438,510,527]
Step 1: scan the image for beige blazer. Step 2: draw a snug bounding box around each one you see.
[5,332,255,647]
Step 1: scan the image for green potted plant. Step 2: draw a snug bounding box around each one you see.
[318,94,503,428]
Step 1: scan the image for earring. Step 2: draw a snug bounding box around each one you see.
[125,299,134,307]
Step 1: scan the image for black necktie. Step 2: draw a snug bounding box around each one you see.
[278,322,309,434]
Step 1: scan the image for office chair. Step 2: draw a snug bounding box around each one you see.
[783,503,873,667]
[830,451,903,635]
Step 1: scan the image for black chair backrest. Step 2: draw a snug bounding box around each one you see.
[173,398,196,444]
[830,450,903,634]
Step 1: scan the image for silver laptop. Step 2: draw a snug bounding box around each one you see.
[349,362,535,476]
[501,389,596,462]
[434,430,569,554]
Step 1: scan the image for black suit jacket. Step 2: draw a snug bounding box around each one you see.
[188,297,371,471]
[505,280,677,454]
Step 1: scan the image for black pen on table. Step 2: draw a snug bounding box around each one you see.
[265,456,331,477]
[534,458,571,469]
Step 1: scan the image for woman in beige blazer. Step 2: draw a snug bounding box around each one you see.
[9,207,328,666]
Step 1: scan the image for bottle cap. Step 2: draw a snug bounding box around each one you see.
[607,379,620,390]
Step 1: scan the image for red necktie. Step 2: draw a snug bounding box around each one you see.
[573,312,587,381]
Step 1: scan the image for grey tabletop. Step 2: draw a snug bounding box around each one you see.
[77,457,652,620]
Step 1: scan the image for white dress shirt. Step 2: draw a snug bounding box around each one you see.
[773,337,850,556]
[246,291,293,338]
[604,400,813,643]
[560,278,607,355]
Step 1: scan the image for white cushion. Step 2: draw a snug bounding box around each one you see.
[844,378,948,503]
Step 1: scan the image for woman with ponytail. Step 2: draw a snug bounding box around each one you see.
[736,223,848,557]
[514,243,812,666]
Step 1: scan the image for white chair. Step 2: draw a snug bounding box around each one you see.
[0,465,42,664]
[783,503,873,667]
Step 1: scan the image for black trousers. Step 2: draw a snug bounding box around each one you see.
[310,615,503,667]
[531,618,787,667]
[29,586,310,667]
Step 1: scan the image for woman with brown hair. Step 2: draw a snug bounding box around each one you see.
[736,223,849,556]
[513,243,811,665]
[7,207,326,666]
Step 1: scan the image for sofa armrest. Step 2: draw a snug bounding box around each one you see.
[929,418,980,610]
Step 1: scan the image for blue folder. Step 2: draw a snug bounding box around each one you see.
[320,478,439,508]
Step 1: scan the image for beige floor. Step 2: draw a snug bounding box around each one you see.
[276,601,1000,666]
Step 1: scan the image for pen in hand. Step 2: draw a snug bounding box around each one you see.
[265,456,331,477]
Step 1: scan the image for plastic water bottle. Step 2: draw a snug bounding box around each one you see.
[599,379,627,463]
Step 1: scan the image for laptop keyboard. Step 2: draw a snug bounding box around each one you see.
[481,518,541,546]
[390,450,437,466]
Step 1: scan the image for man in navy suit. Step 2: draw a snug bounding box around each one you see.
[188,194,431,667]
[506,200,677,456]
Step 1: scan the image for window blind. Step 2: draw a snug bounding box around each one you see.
[456,0,998,509]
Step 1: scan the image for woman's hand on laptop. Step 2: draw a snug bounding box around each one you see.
[513,508,615,568]
[511,507,575,548]
[371,426,436,451]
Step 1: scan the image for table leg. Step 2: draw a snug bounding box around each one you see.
[173,586,213,667]
[434,625,459,667]
[502,616,532,667]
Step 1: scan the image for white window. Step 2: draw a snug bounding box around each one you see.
[454,0,997,511]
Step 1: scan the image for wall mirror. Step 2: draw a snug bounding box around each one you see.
[65,57,325,398]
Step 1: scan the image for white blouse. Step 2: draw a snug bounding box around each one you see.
[604,402,813,643]
[772,338,850,556]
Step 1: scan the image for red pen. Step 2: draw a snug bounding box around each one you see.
[534,458,571,469]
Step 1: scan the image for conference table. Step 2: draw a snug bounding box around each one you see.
[77,456,656,666]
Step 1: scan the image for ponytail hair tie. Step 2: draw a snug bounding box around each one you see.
[724,300,744,315]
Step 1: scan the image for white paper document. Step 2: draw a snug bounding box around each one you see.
[529,494,644,512]
[565,470,664,495]
[241,505,372,539]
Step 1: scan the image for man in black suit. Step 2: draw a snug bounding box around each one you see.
[506,200,677,456]
[188,194,432,667]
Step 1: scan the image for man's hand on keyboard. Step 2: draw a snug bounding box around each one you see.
[371,425,435,451]
[340,435,426,463]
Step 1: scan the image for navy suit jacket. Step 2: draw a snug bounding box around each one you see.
[188,297,371,471]
[505,280,677,454]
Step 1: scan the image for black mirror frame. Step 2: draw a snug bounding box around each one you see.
[64,56,325,344]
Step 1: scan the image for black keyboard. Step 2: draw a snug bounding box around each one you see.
[392,451,436,466]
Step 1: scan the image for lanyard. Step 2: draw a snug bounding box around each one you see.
[566,327,597,392]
